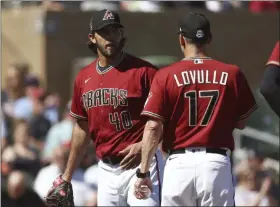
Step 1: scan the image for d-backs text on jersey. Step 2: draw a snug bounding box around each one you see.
[82,88,128,110]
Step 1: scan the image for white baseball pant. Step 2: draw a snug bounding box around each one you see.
[97,149,164,206]
[161,147,235,206]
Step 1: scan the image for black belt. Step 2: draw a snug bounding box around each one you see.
[102,156,123,165]
[170,148,228,156]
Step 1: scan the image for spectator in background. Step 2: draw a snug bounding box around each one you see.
[2,119,41,177]
[25,74,41,98]
[234,161,271,206]
[120,1,163,12]
[83,146,99,207]
[42,100,74,161]
[2,63,33,121]
[84,163,98,196]
[205,1,243,13]
[170,1,205,10]
[34,143,94,206]
[1,170,46,207]
[84,146,99,190]
[25,74,60,125]
[80,0,119,11]
[40,0,81,11]
[43,92,60,125]
[249,1,280,13]
[29,88,51,151]
[1,110,8,150]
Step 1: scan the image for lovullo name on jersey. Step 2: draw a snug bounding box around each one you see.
[174,70,229,87]
[82,88,128,110]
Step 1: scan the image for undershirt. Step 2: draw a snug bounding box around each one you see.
[97,63,110,73]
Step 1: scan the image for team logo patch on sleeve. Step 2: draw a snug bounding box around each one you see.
[103,10,115,20]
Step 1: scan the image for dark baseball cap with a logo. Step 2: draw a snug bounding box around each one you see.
[177,12,211,43]
[89,9,124,32]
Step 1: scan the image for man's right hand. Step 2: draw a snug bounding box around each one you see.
[118,142,142,170]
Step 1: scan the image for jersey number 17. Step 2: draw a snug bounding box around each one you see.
[185,90,219,126]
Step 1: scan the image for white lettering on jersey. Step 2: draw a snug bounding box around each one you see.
[174,70,229,87]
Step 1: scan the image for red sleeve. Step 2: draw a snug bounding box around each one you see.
[235,70,258,120]
[266,41,279,66]
[70,77,88,120]
[142,66,158,94]
[141,73,169,122]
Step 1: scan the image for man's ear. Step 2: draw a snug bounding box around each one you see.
[88,33,96,44]
[179,34,186,47]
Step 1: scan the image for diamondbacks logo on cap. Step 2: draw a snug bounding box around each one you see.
[196,30,204,38]
[103,10,114,20]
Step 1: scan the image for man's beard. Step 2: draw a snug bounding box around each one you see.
[96,40,122,58]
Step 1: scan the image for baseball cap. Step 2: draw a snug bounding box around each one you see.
[25,75,40,87]
[89,9,124,32]
[177,12,211,43]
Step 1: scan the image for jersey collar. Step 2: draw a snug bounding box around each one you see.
[96,51,126,75]
[182,57,212,61]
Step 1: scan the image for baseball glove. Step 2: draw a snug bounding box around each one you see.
[45,175,74,207]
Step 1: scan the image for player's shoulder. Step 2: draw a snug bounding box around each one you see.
[212,59,240,72]
[75,59,98,83]
[124,53,158,70]
[154,60,184,76]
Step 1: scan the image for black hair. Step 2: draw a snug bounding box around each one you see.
[182,34,212,49]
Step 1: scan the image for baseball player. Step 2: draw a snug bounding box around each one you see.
[45,9,164,206]
[134,12,258,206]
[260,41,280,118]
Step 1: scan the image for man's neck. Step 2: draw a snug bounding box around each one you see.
[98,51,122,67]
[183,46,208,59]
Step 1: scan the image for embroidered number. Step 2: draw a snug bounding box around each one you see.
[184,90,219,126]
[109,111,133,131]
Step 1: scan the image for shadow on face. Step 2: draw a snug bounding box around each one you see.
[89,25,125,58]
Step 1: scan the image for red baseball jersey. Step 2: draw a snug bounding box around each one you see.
[142,57,258,152]
[70,52,157,159]
[266,41,279,66]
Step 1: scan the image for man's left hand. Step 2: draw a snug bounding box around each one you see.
[118,142,141,170]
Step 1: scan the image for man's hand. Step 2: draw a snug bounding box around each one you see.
[134,177,153,200]
[45,175,74,207]
[118,142,141,170]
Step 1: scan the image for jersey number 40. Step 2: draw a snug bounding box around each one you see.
[185,90,219,126]
[109,111,133,131]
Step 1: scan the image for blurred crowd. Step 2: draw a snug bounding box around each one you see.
[1,62,279,206]
[1,1,280,206]
[233,149,279,206]
[1,0,280,13]
[1,63,98,206]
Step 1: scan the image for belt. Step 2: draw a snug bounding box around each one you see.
[170,148,228,156]
[101,156,123,165]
